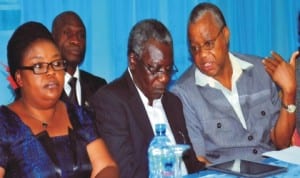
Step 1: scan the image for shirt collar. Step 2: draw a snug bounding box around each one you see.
[195,52,253,87]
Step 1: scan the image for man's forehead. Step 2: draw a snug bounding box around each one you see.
[189,14,220,39]
[59,15,84,28]
[62,21,83,28]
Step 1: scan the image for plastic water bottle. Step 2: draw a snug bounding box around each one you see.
[148,123,176,178]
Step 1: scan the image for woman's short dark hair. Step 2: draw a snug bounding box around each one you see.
[7,21,55,98]
[127,19,173,60]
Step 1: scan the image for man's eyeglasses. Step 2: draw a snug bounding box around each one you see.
[19,60,67,74]
[190,26,224,54]
[140,60,178,76]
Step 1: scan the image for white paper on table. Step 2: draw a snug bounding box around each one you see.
[262,146,300,165]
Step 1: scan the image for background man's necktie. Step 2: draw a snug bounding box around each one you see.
[68,77,79,105]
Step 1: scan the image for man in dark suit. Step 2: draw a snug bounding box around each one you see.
[52,11,106,107]
[90,19,204,178]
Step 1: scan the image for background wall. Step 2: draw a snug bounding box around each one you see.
[0,0,299,105]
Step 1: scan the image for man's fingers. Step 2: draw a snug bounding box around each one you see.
[263,58,277,71]
[271,51,284,62]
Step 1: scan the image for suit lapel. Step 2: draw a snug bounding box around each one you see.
[162,95,188,144]
[79,71,91,107]
[162,95,179,142]
[124,72,154,143]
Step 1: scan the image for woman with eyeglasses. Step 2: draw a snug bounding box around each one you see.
[0,22,119,178]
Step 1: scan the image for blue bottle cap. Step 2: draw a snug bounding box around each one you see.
[155,123,166,135]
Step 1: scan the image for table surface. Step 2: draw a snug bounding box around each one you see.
[184,158,300,178]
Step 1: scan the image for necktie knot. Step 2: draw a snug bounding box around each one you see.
[68,77,78,105]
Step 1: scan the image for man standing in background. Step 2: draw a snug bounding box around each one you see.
[52,11,106,107]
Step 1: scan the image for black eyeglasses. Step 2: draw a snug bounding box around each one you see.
[190,26,224,54]
[140,60,178,76]
[19,60,67,74]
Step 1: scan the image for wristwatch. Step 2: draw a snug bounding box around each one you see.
[282,103,297,113]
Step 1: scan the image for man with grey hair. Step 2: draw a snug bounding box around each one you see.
[90,19,204,178]
[172,2,296,165]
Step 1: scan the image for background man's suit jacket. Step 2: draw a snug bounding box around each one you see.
[90,71,204,178]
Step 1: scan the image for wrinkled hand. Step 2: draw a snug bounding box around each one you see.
[262,51,299,94]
